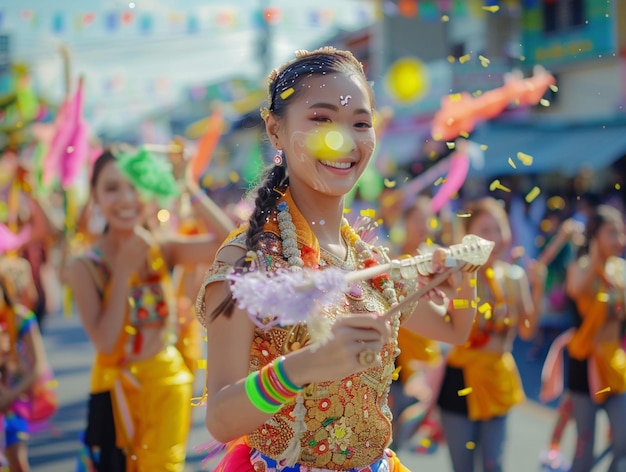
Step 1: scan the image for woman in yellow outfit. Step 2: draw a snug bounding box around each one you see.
[66,148,232,471]
[563,204,626,472]
[436,197,545,472]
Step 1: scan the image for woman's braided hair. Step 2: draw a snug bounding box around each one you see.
[210,47,370,320]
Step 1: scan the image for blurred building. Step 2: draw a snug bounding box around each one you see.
[325,0,626,198]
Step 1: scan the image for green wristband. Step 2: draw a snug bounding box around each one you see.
[245,370,282,414]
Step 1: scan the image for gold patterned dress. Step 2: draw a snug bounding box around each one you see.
[197,190,414,471]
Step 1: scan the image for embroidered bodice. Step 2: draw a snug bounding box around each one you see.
[198,228,418,470]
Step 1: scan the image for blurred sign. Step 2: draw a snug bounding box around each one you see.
[521,0,615,68]
[0,35,10,75]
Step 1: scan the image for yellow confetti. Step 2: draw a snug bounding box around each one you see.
[460,131,470,138]
[466,441,476,450]
[479,144,488,151]
[489,179,511,192]
[616,183,621,190]
[441,14,450,22]
[519,55,526,61]
[525,186,541,203]
[446,141,456,149]
[449,93,463,102]
[459,54,472,64]
[428,150,438,160]
[280,87,295,100]
[420,438,432,448]
[478,302,491,314]
[197,359,207,369]
[549,84,559,92]
[46,379,59,388]
[228,171,240,182]
[447,55,456,63]
[392,366,402,381]
[453,299,470,309]
[469,278,477,287]
[428,217,439,229]
[444,314,451,323]
[508,157,517,169]
[482,5,500,12]
[517,152,533,166]
[125,325,137,335]
[547,196,566,210]
[595,387,611,395]
[434,177,446,186]
[383,178,397,188]
[597,292,609,302]
[360,208,376,218]
[539,98,550,107]
[478,55,491,67]
[456,212,471,218]
[457,387,473,396]
[343,208,352,214]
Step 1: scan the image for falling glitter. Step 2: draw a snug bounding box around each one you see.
[280,87,295,100]
[517,152,533,166]
[525,186,541,203]
[489,179,511,192]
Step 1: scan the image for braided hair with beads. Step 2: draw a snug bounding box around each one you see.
[210,47,370,320]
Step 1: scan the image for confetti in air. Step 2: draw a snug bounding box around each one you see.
[280,87,295,100]
[459,54,472,64]
[595,387,611,395]
[525,186,541,203]
[508,157,517,169]
[478,55,491,67]
[457,387,473,397]
[482,5,500,12]
[517,152,533,166]
[489,179,511,192]
[383,178,397,188]
[466,441,476,450]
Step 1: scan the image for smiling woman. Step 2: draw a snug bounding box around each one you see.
[196,46,478,472]
[64,147,233,472]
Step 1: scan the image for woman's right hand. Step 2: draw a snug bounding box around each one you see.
[285,313,391,386]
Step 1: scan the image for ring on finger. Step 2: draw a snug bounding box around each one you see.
[358,349,378,367]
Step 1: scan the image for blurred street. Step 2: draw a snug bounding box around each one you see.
[29,311,611,472]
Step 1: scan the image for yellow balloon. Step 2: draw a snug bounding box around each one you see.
[385,57,429,104]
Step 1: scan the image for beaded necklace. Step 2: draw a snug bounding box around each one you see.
[275,200,403,466]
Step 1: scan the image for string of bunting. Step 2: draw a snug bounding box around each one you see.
[0,6,372,35]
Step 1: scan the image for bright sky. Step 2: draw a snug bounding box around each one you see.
[2,0,375,133]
